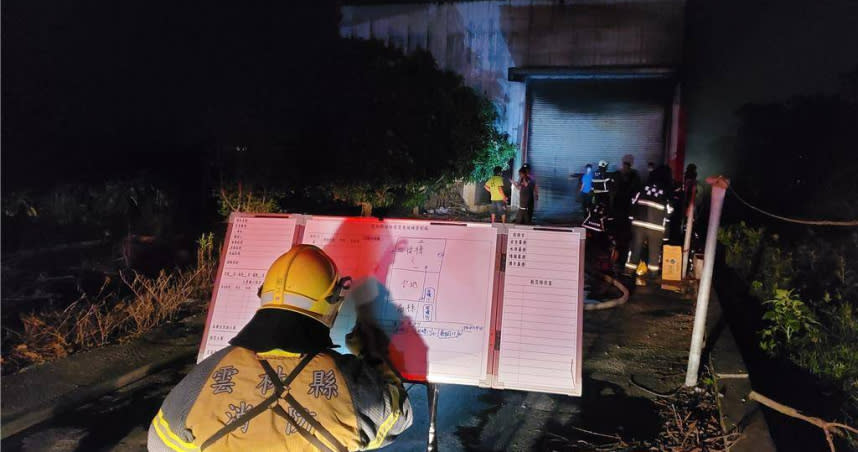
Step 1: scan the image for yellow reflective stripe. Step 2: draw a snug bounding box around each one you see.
[631,220,665,232]
[153,410,198,452]
[152,420,186,452]
[624,262,638,269]
[367,407,400,448]
[155,411,197,451]
[257,348,302,359]
[366,387,402,449]
[637,199,665,210]
[152,418,193,452]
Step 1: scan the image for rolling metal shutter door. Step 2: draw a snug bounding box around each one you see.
[527,79,670,223]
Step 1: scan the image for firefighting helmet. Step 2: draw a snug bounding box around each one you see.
[258,245,352,328]
[598,160,609,168]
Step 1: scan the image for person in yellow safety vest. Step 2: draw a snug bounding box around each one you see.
[624,165,674,282]
[484,166,508,223]
[148,245,412,452]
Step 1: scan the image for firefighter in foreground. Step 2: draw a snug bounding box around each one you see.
[624,165,674,285]
[148,245,412,452]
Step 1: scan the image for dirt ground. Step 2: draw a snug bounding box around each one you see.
[3,209,720,451]
[4,283,703,452]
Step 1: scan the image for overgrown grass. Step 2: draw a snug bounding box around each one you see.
[217,184,283,218]
[719,223,858,442]
[3,233,217,374]
[3,180,172,232]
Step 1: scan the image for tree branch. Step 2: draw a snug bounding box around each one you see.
[749,390,857,452]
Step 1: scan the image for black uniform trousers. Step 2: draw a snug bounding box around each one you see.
[625,226,663,273]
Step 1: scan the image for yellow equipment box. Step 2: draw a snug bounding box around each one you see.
[662,245,682,281]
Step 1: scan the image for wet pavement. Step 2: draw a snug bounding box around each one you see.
[3,359,195,452]
[3,284,695,451]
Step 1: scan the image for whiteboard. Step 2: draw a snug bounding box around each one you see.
[495,226,584,396]
[197,215,586,395]
[197,213,299,362]
[302,216,498,385]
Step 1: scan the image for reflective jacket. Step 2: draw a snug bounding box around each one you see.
[592,168,613,195]
[582,202,610,232]
[148,314,412,452]
[629,184,673,236]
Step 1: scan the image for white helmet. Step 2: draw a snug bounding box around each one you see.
[598,160,608,168]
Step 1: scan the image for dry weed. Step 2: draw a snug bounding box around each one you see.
[67,278,124,348]
[541,368,740,451]
[4,233,217,373]
[7,311,72,365]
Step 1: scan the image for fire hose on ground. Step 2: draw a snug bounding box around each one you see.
[583,271,630,311]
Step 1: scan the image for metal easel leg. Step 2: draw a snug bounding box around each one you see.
[427,383,439,452]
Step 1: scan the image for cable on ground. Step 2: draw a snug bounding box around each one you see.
[728,186,858,227]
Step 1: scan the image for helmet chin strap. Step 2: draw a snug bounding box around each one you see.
[321,276,353,328]
[326,276,353,304]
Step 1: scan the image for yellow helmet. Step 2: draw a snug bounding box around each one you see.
[258,245,352,328]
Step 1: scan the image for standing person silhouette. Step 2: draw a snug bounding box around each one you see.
[484,166,507,223]
[511,166,536,224]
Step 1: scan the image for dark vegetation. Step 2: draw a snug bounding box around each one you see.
[533,381,738,451]
[3,236,216,374]
[715,70,858,449]
[4,3,515,215]
[216,37,517,215]
[0,176,218,373]
[2,4,514,373]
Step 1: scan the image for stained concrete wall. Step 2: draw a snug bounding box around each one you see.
[340,0,685,208]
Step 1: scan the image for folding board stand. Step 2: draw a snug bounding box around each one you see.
[426,383,439,451]
[400,380,439,451]
[201,214,583,450]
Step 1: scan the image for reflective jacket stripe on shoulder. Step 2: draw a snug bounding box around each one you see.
[631,220,665,232]
[152,410,199,452]
[637,199,665,210]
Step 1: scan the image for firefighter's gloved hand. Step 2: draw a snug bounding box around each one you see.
[346,277,389,363]
[351,276,380,310]
[347,322,390,366]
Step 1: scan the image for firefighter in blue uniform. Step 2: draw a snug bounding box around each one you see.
[582,160,614,232]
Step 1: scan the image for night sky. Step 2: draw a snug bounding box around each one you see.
[3,1,858,190]
[683,0,858,177]
[2,2,339,189]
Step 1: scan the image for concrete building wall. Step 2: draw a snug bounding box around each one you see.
[340,0,685,207]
